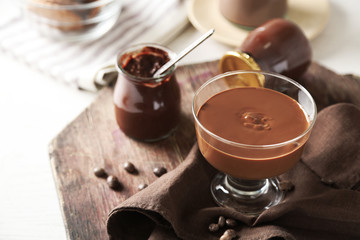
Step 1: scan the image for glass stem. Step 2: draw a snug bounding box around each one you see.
[225,175,268,199]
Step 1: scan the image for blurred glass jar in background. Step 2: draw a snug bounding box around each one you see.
[19,0,122,41]
[219,0,287,28]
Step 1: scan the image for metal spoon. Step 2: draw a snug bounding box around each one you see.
[153,28,215,78]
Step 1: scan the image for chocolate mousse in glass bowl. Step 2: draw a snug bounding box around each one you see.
[219,0,287,28]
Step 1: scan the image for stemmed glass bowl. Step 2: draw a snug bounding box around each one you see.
[192,70,317,215]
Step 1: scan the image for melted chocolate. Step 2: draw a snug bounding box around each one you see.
[114,46,181,141]
[121,47,170,78]
[197,87,310,179]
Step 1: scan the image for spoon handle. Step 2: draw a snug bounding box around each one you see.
[153,29,215,77]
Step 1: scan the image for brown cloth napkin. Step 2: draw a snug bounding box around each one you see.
[107,103,360,240]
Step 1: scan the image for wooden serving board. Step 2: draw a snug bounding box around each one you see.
[49,61,220,240]
[49,60,360,240]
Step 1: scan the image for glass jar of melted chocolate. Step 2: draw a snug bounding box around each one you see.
[114,44,181,142]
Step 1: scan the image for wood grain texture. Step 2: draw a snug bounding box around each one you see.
[49,61,219,240]
[49,60,360,240]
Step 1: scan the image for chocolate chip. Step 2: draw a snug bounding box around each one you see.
[321,178,335,186]
[123,161,136,173]
[93,167,107,178]
[138,183,148,191]
[107,175,121,190]
[208,223,219,232]
[218,216,225,227]
[219,229,237,240]
[225,218,237,228]
[153,166,167,177]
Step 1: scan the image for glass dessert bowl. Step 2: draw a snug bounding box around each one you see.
[192,70,317,215]
[19,0,122,41]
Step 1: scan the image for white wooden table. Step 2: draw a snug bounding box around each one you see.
[0,0,359,239]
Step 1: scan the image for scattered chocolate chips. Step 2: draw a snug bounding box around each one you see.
[208,216,239,238]
[95,162,168,192]
[123,161,136,174]
[219,229,237,240]
[138,183,148,191]
[93,167,121,191]
[107,175,121,190]
[93,167,107,178]
[208,223,220,232]
[153,166,167,177]
[218,216,225,227]
[225,218,237,228]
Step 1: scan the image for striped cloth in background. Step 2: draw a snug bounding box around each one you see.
[0,0,188,91]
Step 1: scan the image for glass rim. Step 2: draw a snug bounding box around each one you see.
[115,43,177,83]
[22,0,117,10]
[192,70,317,149]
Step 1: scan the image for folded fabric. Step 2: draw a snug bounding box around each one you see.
[0,0,188,91]
[107,103,360,240]
[302,103,360,190]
